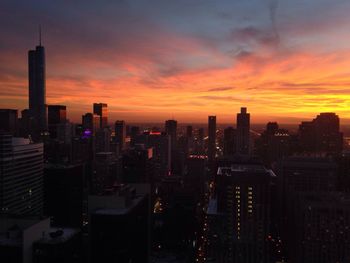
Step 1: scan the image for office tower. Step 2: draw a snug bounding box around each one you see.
[208,116,216,161]
[286,157,339,190]
[122,146,154,183]
[186,125,193,138]
[278,157,337,206]
[95,128,111,153]
[223,126,236,156]
[48,105,66,139]
[28,39,47,135]
[135,131,171,178]
[236,107,250,155]
[288,193,350,263]
[298,121,315,152]
[82,113,100,134]
[165,119,177,150]
[19,109,31,138]
[89,184,150,263]
[215,163,273,263]
[185,155,207,200]
[44,163,85,228]
[298,113,343,154]
[130,126,140,146]
[0,109,18,135]
[93,103,108,129]
[314,113,343,153]
[0,134,43,215]
[266,122,279,135]
[266,129,290,163]
[196,127,205,153]
[115,120,126,154]
[92,152,118,194]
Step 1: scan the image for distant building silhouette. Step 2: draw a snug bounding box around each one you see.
[165,119,177,150]
[223,126,236,156]
[0,109,18,135]
[236,107,250,155]
[82,112,100,134]
[298,112,343,154]
[208,116,216,161]
[115,120,126,154]
[48,105,66,139]
[93,103,108,129]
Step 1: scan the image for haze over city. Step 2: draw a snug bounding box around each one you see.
[1,0,350,123]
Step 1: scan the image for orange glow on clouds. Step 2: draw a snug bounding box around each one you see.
[1,1,350,124]
[1,46,350,124]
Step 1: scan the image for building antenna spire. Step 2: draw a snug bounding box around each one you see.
[39,25,42,46]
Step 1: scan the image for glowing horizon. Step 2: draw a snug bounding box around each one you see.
[1,0,350,124]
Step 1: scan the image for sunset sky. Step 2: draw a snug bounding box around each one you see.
[1,0,350,124]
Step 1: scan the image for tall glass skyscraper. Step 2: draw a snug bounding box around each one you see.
[28,39,47,136]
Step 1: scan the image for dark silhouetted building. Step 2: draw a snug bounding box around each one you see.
[223,126,236,157]
[186,125,193,138]
[95,128,111,153]
[115,120,126,154]
[165,120,177,151]
[48,105,66,139]
[214,163,273,263]
[44,163,85,228]
[93,152,118,194]
[0,134,43,216]
[28,43,47,136]
[122,146,154,183]
[82,113,100,135]
[93,103,108,129]
[208,116,216,161]
[0,109,18,135]
[236,107,250,155]
[288,193,350,263]
[298,113,343,154]
[89,184,150,263]
[130,126,140,146]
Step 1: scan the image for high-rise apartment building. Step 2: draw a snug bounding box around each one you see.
[0,134,43,215]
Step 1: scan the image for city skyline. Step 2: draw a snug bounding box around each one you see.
[1,0,350,123]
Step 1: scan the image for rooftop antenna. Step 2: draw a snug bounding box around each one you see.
[39,25,42,46]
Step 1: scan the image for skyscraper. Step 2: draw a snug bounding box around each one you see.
[93,103,108,129]
[0,134,44,216]
[165,119,177,150]
[215,163,273,263]
[48,105,66,139]
[223,126,236,156]
[28,35,47,135]
[236,107,250,155]
[0,109,18,135]
[208,116,216,161]
[82,112,100,134]
[115,120,126,153]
